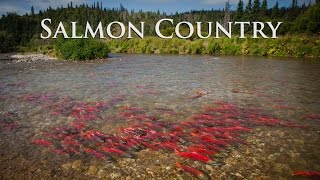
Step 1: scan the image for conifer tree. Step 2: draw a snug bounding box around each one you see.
[31,6,35,16]
[223,0,231,29]
[245,0,252,14]
[272,1,280,19]
[261,0,267,16]
[253,0,260,15]
[236,0,244,20]
[290,0,298,20]
[291,0,298,9]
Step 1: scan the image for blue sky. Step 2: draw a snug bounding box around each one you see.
[0,0,315,15]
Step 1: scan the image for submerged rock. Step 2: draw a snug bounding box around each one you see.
[86,166,98,176]
[71,160,82,170]
[61,163,71,171]
[97,169,108,178]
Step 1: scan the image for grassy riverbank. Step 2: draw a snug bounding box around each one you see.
[24,35,320,60]
[108,36,320,59]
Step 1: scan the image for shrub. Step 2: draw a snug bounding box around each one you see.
[55,38,110,60]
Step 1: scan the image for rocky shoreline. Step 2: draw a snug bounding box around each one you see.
[7,53,57,63]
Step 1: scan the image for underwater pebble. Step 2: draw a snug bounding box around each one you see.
[97,169,108,178]
[234,172,244,178]
[147,171,154,177]
[86,166,98,176]
[205,164,214,171]
[71,160,82,170]
[61,163,71,171]
[252,157,259,166]
[294,139,304,145]
[273,163,290,174]
[177,174,184,180]
[111,172,122,179]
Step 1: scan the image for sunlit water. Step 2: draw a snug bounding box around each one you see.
[0,54,319,179]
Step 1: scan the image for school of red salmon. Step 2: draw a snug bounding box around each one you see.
[1,88,319,179]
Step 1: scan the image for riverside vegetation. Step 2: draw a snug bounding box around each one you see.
[0,0,320,60]
[34,35,320,60]
[54,38,109,60]
[108,36,320,58]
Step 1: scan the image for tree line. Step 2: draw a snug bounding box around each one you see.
[0,0,319,52]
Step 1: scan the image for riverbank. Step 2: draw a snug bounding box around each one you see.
[108,36,320,59]
[16,35,320,60]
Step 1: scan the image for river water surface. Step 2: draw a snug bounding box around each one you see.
[0,54,319,179]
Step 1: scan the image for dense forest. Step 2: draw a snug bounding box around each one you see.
[0,0,319,54]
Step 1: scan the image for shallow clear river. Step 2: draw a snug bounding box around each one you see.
[0,54,319,179]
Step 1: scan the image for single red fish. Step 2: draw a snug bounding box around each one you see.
[86,106,99,112]
[121,105,144,111]
[71,122,84,130]
[226,126,252,132]
[84,148,104,158]
[102,147,133,158]
[82,131,96,139]
[51,111,61,116]
[292,171,320,177]
[280,121,308,128]
[171,125,183,131]
[135,84,146,89]
[67,147,80,154]
[123,139,142,150]
[120,112,136,118]
[199,143,222,152]
[200,136,229,147]
[51,148,68,155]
[32,139,52,147]
[141,141,160,151]
[115,143,131,151]
[190,90,206,99]
[175,150,213,164]
[102,147,126,156]
[187,147,216,155]
[194,114,214,120]
[159,142,179,151]
[303,114,320,120]
[62,139,81,147]
[176,162,209,180]
[130,114,151,121]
